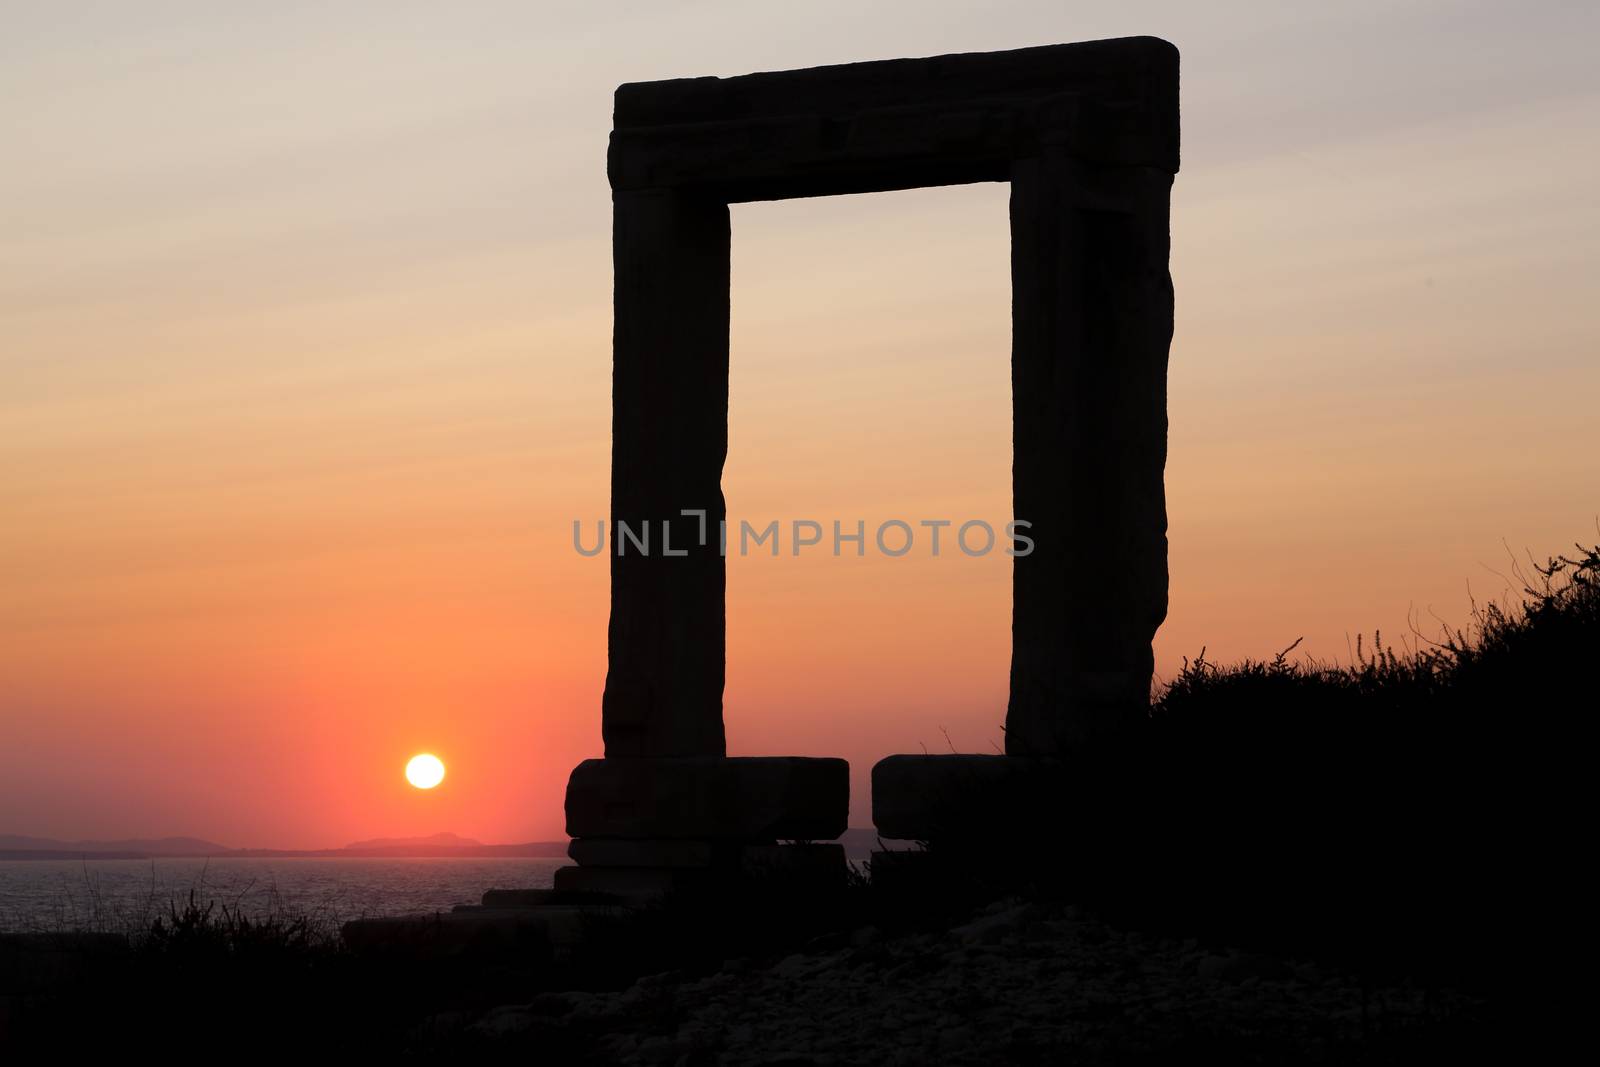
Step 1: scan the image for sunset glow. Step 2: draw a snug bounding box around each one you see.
[405,754,446,791]
[2,2,1595,849]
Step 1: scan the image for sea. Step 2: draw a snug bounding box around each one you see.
[0,856,566,933]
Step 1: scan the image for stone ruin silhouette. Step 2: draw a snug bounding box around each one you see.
[559,36,1178,898]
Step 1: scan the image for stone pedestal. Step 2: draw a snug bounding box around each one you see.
[565,756,848,840]
[552,842,848,903]
[560,756,849,901]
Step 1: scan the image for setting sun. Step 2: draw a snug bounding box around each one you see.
[404,754,446,790]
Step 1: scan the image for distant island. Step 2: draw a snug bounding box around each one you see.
[342,832,486,851]
[0,831,570,861]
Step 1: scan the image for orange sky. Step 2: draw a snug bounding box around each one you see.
[3,2,1597,845]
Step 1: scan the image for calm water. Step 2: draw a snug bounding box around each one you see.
[0,857,565,933]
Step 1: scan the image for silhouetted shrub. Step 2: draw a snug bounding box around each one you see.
[933,540,1599,997]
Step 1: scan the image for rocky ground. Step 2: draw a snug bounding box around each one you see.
[445,898,1480,1064]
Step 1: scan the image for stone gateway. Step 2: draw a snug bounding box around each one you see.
[564,37,1178,892]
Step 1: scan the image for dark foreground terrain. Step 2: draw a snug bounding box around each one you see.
[4,538,1593,1060]
[1,883,1491,1064]
[454,898,1482,1065]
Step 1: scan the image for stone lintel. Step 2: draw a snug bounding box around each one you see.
[609,36,1178,200]
[871,754,1061,841]
[565,756,849,841]
[610,95,1164,201]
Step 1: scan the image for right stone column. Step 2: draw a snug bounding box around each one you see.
[1007,150,1174,755]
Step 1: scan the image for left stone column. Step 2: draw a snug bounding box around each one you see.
[566,189,848,903]
[603,189,730,758]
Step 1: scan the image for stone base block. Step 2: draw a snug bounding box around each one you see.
[561,841,847,897]
[567,838,734,868]
[871,754,1059,841]
[565,756,848,840]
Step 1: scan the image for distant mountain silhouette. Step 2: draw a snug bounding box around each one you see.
[344,832,483,850]
[0,833,228,855]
